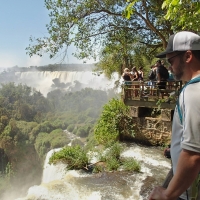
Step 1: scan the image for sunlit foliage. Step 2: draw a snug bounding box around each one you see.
[94,98,135,145]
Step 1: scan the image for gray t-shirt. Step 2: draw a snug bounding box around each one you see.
[171,77,200,199]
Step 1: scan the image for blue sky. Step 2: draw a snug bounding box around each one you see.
[0,0,93,71]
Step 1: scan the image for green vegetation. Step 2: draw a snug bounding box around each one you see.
[122,158,141,172]
[35,129,71,160]
[162,0,200,31]
[4,0,200,196]
[0,83,115,199]
[49,142,141,173]
[25,0,200,79]
[0,163,14,195]
[49,145,88,170]
[94,98,136,146]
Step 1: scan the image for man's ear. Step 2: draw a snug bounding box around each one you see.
[185,50,192,63]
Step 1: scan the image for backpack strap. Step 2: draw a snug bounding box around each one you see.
[177,76,200,124]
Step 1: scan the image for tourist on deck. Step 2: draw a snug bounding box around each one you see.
[122,68,132,85]
[148,65,157,83]
[130,66,139,81]
[147,65,157,95]
[138,67,144,81]
[156,60,170,98]
[122,68,132,98]
[167,66,175,90]
[156,60,169,90]
[148,31,200,200]
[168,66,175,81]
[161,59,165,67]
[130,66,140,97]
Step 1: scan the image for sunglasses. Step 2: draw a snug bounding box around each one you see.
[167,52,184,64]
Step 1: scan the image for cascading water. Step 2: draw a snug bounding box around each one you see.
[1,67,171,200]
[14,71,119,96]
[16,142,171,200]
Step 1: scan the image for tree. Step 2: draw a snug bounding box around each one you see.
[94,98,135,145]
[162,0,200,32]
[126,0,200,37]
[26,0,173,75]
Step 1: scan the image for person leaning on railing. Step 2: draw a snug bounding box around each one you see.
[155,60,169,90]
[122,68,132,85]
[122,68,133,98]
[147,64,157,95]
[129,66,140,97]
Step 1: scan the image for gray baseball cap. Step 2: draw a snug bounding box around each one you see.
[156,31,200,58]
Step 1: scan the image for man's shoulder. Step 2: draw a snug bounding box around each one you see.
[182,83,200,105]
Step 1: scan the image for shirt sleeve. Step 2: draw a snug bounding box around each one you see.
[181,83,200,153]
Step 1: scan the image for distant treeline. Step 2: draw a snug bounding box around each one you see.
[2,63,96,73]
[0,82,116,199]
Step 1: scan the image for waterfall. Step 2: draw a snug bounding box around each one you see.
[0,68,171,200]
[42,148,65,183]
[15,144,171,200]
[14,71,119,96]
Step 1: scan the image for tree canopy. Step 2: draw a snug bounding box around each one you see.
[162,0,200,32]
[26,0,175,73]
[26,0,200,75]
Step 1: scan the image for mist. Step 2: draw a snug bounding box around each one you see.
[0,64,120,97]
[0,64,121,200]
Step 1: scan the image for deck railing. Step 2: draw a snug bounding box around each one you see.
[122,80,182,105]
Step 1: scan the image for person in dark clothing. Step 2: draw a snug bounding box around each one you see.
[122,68,132,85]
[122,68,133,98]
[131,66,139,81]
[138,67,144,81]
[156,60,169,89]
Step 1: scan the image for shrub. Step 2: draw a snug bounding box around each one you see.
[49,129,70,148]
[106,157,120,171]
[40,121,54,133]
[34,132,50,159]
[94,98,135,145]
[122,158,141,172]
[71,139,84,147]
[49,145,88,170]
[76,127,88,137]
[67,124,75,132]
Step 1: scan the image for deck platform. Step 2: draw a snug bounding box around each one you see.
[122,80,182,109]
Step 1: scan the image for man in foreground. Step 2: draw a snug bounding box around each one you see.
[148,31,200,200]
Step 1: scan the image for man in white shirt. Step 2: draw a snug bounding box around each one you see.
[148,31,200,200]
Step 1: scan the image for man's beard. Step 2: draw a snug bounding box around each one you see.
[171,58,184,81]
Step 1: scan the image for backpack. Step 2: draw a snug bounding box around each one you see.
[168,72,174,80]
[159,65,169,80]
[148,69,156,80]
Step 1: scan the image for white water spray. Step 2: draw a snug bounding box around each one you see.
[15,144,171,200]
[14,71,119,96]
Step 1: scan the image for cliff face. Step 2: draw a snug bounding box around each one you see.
[0,142,42,200]
[0,148,8,172]
[127,107,173,145]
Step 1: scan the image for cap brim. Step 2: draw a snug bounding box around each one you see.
[156,50,174,58]
[156,34,176,58]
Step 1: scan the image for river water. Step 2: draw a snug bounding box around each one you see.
[1,70,171,199]
[15,141,171,200]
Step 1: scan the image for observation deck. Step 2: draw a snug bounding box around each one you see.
[121,80,182,110]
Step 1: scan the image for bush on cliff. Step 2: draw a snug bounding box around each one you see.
[94,98,135,146]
